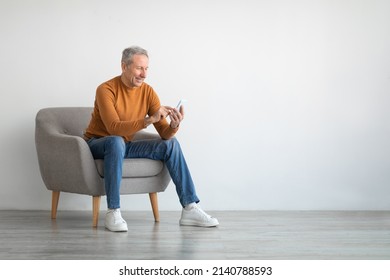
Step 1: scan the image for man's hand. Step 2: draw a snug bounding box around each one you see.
[151,106,172,122]
[169,105,184,129]
[145,106,180,127]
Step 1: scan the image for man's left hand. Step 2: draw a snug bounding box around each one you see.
[169,106,184,129]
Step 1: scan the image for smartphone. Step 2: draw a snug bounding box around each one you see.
[176,99,187,109]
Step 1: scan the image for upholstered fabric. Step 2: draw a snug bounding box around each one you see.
[35,107,171,197]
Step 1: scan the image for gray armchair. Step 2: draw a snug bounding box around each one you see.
[35,107,171,227]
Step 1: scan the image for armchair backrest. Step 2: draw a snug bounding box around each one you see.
[36,107,93,138]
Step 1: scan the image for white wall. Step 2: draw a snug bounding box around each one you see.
[1,0,389,211]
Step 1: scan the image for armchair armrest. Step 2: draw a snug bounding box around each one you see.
[35,131,104,196]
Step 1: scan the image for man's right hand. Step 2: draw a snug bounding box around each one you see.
[144,106,173,127]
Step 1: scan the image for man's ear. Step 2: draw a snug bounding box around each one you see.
[121,62,127,72]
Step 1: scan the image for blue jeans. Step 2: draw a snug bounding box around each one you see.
[86,136,200,209]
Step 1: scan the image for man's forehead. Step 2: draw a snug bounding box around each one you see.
[132,54,149,65]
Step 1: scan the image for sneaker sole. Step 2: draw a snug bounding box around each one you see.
[179,219,219,227]
[105,224,128,232]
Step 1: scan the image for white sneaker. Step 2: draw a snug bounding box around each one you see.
[180,204,219,227]
[105,209,128,232]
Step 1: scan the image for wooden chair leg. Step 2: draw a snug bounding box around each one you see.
[51,191,60,219]
[92,196,101,228]
[149,192,160,222]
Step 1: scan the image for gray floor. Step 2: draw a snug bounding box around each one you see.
[1,210,389,260]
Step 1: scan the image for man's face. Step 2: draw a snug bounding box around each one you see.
[122,54,149,88]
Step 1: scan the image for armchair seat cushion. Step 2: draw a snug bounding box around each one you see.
[94,158,164,178]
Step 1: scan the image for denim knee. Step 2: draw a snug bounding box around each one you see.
[162,137,182,155]
[165,137,180,149]
[104,136,125,157]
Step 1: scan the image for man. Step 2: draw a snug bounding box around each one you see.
[84,46,219,232]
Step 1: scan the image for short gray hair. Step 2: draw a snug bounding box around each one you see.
[121,46,148,65]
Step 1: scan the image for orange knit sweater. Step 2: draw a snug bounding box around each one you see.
[84,76,178,142]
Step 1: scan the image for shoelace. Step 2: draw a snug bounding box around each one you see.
[193,205,213,221]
